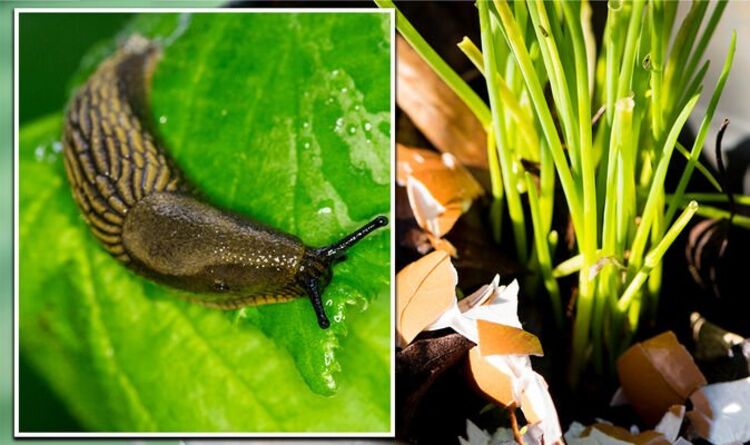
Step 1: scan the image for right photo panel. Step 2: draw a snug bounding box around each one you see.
[392,1,750,444]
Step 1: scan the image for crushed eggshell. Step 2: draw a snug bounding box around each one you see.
[397,144,483,237]
[518,371,563,442]
[427,276,522,343]
[610,387,629,407]
[460,418,540,445]
[458,275,499,312]
[396,251,457,347]
[427,275,561,444]
[467,351,562,443]
[468,346,515,406]
[617,331,707,425]
[654,405,684,442]
[686,376,750,445]
[459,417,494,445]
[564,421,670,445]
[477,319,543,357]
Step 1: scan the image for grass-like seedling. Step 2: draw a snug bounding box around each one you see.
[380,0,741,381]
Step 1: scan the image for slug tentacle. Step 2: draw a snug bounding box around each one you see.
[62,35,389,329]
[315,216,389,261]
[297,216,389,328]
[303,278,330,329]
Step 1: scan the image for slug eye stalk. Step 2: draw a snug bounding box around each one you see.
[299,216,389,328]
[318,216,389,260]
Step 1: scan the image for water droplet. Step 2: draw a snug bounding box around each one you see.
[345,296,369,312]
[331,69,340,77]
[354,104,361,111]
[303,142,311,149]
[52,141,63,153]
[34,146,45,161]
[159,115,168,124]
[347,125,357,135]
[318,206,332,215]
[333,312,344,323]
[358,299,369,312]
[325,299,333,307]
[364,122,373,132]
[302,121,310,129]
[340,87,348,94]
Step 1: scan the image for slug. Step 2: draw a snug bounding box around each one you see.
[61,36,388,329]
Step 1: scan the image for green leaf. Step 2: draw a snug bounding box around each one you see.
[19,12,391,432]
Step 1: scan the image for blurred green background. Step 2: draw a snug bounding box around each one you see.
[19,13,134,125]
[18,14,133,432]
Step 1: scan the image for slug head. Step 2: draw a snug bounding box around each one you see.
[298,216,389,329]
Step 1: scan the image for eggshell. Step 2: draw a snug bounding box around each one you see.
[686,377,750,445]
[467,346,515,406]
[397,144,483,237]
[477,319,543,357]
[396,251,457,347]
[616,331,707,425]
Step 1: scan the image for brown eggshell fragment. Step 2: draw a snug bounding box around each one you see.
[654,404,685,442]
[396,251,457,347]
[477,319,543,357]
[467,346,514,406]
[617,331,707,425]
[395,35,488,175]
[397,144,483,237]
[685,388,712,438]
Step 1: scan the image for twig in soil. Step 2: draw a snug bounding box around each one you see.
[716,119,734,224]
[508,402,524,445]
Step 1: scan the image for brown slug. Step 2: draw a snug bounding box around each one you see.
[61,36,388,329]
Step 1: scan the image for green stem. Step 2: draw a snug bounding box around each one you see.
[479,0,528,262]
[493,0,582,238]
[629,94,700,271]
[664,32,736,225]
[375,0,492,127]
[618,201,699,312]
[525,172,563,327]
[675,142,722,192]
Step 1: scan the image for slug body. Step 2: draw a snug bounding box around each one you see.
[62,36,387,329]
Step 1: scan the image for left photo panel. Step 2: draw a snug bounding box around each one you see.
[15,9,393,436]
